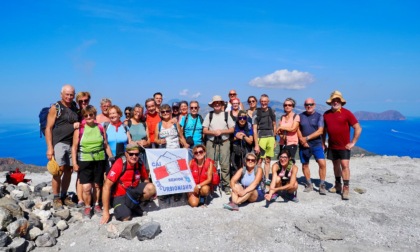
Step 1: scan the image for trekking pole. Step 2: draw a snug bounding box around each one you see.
[218,142,223,197]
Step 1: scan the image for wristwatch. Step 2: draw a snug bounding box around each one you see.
[197,185,201,189]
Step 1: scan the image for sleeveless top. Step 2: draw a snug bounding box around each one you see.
[190,158,211,185]
[158,123,180,149]
[129,123,147,141]
[52,101,78,146]
[241,168,263,191]
[78,125,105,161]
[106,124,129,156]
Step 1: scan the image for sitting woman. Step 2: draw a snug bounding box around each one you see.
[223,153,264,211]
[265,149,299,203]
[188,144,213,207]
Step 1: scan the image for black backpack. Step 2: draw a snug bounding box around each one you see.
[255,107,276,127]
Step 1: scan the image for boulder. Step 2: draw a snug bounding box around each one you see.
[53,208,70,220]
[0,198,23,219]
[7,218,29,238]
[35,210,51,222]
[42,220,55,231]
[27,213,42,230]
[45,226,60,238]
[120,223,140,240]
[10,190,25,201]
[28,227,42,241]
[0,207,13,231]
[35,233,56,247]
[0,231,11,247]
[56,220,68,231]
[136,221,161,241]
[106,223,119,239]
[5,237,27,252]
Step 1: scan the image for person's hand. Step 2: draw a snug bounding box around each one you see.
[345,142,355,150]
[254,145,260,154]
[160,138,167,145]
[184,144,190,149]
[235,132,244,139]
[264,193,272,201]
[238,189,246,197]
[214,130,222,136]
[46,149,54,160]
[194,186,200,195]
[100,212,110,224]
[73,164,79,172]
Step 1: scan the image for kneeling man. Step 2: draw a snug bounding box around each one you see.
[101,143,156,224]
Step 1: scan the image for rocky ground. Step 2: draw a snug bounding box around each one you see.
[1,155,420,251]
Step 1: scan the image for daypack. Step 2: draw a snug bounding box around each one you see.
[240,166,265,191]
[5,168,30,185]
[110,155,147,196]
[209,111,228,127]
[39,103,61,138]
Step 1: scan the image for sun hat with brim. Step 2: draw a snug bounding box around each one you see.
[208,95,224,107]
[47,156,62,176]
[326,90,346,106]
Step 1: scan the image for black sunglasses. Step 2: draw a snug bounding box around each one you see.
[127,152,140,157]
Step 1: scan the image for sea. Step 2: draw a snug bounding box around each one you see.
[1,117,420,166]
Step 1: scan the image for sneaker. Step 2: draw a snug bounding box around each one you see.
[76,201,85,208]
[224,188,231,195]
[223,202,238,211]
[93,205,102,215]
[63,197,76,208]
[342,185,350,200]
[270,193,279,202]
[287,192,299,203]
[319,184,327,195]
[303,184,313,192]
[52,198,63,210]
[329,183,342,194]
[83,207,92,219]
[264,179,272,186]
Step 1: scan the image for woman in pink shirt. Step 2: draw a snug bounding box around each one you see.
[277,98,300,159]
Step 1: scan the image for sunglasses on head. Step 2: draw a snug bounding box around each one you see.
[194,150,204,155]
[127,152,140,157]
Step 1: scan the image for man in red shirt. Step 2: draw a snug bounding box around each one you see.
[145,98,161,148]
[100,143,156,224]
[323,91,362,200]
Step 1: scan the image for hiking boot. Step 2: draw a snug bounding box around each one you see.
[93,205,102,215]
[264,179,272,186]
[63,197,76,208]
[329,183,342,194]
[52,198,63,210]
[342,185,350,200]
[303,184,313,192]
[319,184,327,195]
[83,207,92,219]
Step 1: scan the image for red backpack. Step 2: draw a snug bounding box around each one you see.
[6,168,26,185]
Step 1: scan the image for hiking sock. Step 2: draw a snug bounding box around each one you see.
[53,194,60,199]
[335,177,341,184]
[320,180,325,186]
[306,178,312,186]
[343,180,350,186]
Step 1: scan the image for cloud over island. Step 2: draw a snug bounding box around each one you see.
[249,69,314,89]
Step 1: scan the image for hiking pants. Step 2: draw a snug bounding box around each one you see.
[206,140,231,188]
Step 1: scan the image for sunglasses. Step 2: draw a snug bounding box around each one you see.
[83,113,94,118]
[283,104,293,107]
[238,116,247,121]
[279,155,288,159]
[248,100,256,104]
[79,99,89,103]
[305,103,314,107]
[161,110,171,114]
[213,102,223,106]
[229,93,237,96]
[246,158,256,163]
[194,150,204,155]
[127,152,140,157]
[125,112,131,115]
[190,106,198,110]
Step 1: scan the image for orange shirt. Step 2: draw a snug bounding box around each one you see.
[145,113,161,143]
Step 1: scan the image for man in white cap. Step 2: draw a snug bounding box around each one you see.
[323,91,362,200]
[203,95,235,195]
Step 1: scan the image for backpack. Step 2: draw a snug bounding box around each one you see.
[240,166,265,191]
[255,107,276,128]
[110,155,147,193]
[209,111,228,127]
[39,103,61,138]
[158,121,179,135]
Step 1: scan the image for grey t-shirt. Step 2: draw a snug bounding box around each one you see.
[202,111,235,141]
[252,109,276,138]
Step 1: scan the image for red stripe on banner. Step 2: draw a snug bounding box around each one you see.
[177,159,188,171]
[154,166,169,180]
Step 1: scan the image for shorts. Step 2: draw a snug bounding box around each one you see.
[54,142,72,167]
[256,189,265,202]
[327,149,350,161]
[258,136,275,158]
[78,160,105,185]
[299,145,325,164]
[280,144,298,159]
[112,195,143,221]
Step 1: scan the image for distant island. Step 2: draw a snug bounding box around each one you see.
[353,110,406,121]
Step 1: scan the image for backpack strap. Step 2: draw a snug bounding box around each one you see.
[103,122,110,131]
[128,119,132,128]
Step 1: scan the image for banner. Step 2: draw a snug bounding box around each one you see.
[145,148,196,196]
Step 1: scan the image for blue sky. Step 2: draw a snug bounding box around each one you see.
[1,0,419,123]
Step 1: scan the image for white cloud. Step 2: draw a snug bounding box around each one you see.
[179,89,188,96]
[191,92,201,99]
[249,69,315,89]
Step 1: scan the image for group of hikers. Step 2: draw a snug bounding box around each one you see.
[44,84,361,223]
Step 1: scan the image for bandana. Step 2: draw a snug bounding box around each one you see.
[111,121,122,132]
